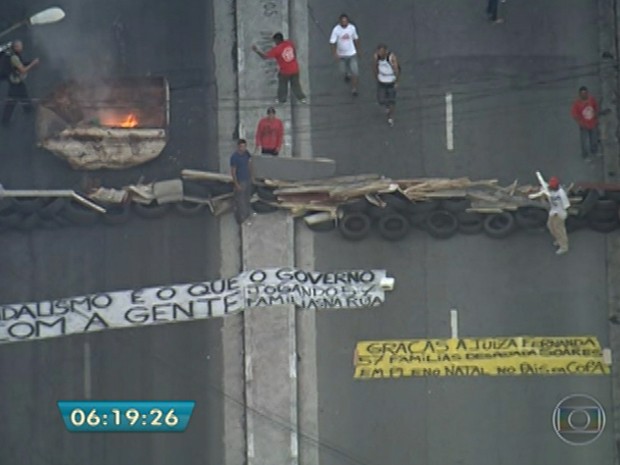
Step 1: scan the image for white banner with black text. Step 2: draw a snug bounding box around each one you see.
[0,268,392,344]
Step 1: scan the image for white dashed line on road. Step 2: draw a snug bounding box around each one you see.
[450,308,459,339]
[445,92,454,151]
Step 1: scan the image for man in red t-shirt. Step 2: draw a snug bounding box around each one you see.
[571,86,600,160]
[255,107,284,155]
[252,32,307,104]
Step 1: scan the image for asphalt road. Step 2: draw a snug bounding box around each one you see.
[308,1,614,464]
[0,0,224,464]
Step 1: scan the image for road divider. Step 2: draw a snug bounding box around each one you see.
[353,336,610,379]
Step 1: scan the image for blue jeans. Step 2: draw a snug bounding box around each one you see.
[234,180,252,224]
[579,126,599,158]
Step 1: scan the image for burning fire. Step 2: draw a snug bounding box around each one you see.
[99,111,139,128]
[120,114,138,128]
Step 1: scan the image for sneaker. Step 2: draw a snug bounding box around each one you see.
[493,18,504,24]
[387,118,394,127]
[275,98,286,104]
[556,248,568,255]
[299,98,308,104]
[352,89,358,97]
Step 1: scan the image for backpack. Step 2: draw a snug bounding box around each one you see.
[386,51,401,73]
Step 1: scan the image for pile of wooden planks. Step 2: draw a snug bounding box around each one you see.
[261,174,551,216]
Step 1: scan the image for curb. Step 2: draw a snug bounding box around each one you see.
[598,0,620,461]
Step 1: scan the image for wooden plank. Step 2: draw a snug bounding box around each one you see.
[266,174,381,188]
[181,169,233,183]
[0,189,75,197]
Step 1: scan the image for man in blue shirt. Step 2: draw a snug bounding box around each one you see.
[230,138,253,224]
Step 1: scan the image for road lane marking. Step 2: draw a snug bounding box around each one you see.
[445,92,454,151]
[450,308,458,339]
[83,341,91,398]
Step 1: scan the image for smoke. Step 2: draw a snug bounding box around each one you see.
[29,0,128,82]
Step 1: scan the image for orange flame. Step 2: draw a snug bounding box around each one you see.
[120,114,138,128]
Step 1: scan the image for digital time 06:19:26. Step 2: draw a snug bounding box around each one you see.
[57,401,195,432]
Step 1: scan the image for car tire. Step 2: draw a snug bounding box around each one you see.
[14,213,41,231]
[577,189,600,217]
[594,198,618,211]
[587,207,618,222]
[251,200,279,214]
[183,180,212,199]
[340,198,369,213]
[483,212,516,239]
[103,203,132,225]
[39,217,63,230]
[367,204,395,220]
[256,186,278,202]
[174,201,206,217]
[133,201,171,219]
[441,197,471,214]
[61,201,102,226]
[425,210,459,239]
[566,215,587,233]
[515,207,548,229]
[0,198,14,214]
[380,193,412,212]
[12,197,45,214]
[338,212,371,241]
[410,200,439,215]
[377,212,410,241]
[206,181,234,196]
[0,210,22,228]
[38,197,67,219]
[408,211,430,228]
[603,190,620,202]
[457,211,484,234]
[588,216,620,233]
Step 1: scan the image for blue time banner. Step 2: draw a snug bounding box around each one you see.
[57,401,195,432]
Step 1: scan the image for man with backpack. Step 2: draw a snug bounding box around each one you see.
[0,40,39,127]
[373,44,400,127]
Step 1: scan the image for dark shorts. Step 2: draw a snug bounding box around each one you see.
[377,82,396,106]
[261,148,279,156]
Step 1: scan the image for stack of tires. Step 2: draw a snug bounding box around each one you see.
[334,194,505,241]
[576,189,620,233]
[304,189,620,242]
[0,194,212,233]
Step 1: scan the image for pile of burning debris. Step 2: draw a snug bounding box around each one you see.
[35,77,170,170]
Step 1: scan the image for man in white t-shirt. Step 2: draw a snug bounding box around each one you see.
[329,14,360,96]
[531,175,571,255]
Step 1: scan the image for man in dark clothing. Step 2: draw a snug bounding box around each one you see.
[2,40,39,127]
[230,139,253,224]
[486,0,504,23]
[252,32,307,104]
